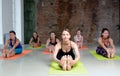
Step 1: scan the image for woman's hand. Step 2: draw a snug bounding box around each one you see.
[9,48,14,53]
[71,60,76,66]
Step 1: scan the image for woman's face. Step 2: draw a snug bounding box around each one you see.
[102,30,109,38]
[50,33,55,38]
[33,32,37,38]
[77,30,81,35]
[62,30,71,42]
[10,33,15,40]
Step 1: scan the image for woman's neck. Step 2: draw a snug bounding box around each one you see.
[102,37,109,40]
[62,40,70,45]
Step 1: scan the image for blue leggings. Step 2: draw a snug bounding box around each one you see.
[14,48,22,54]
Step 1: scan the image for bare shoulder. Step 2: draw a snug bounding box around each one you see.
[71,41,77,46]
[6,39,10,43]
[56,41,61,46]
[56,38,60,41]
[16,38,20,42]
[98,37,102,41]
[55,41,61,50]
[47,38,50,41]
[109,38,113,42]
[74,35,77,38]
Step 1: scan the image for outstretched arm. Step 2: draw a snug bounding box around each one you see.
[46,38,50,48]
[109,38,116,50]
[72,41,80,64]
[10,39,20,52]
[53,42,61,63]
[29,37,33,45]
[3,39,9,50]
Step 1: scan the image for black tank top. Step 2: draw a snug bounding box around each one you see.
[57,41,75,60]
[49,38,57,46]
[32,36,39,43]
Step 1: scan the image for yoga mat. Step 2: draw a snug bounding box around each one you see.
[0,50,32,60]
[49,61,88,75]
[90,50,120,60]
[79,45,88,50]
[26,44,45,49]
[42,49,53,54]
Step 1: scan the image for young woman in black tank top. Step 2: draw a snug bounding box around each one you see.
[29,31,41,48]
[46,31,59,52]
[53,29,80,71]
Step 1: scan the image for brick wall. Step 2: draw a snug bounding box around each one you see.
[36,0,119,44]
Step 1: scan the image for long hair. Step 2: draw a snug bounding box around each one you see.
[101,28,110,38]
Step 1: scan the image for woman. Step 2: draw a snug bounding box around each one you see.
[96,28,116,58]
[53,29,80,71]
[74,29,83,48]
[29,31,41,48]
[46,31,59,52]
[2,30,23,58]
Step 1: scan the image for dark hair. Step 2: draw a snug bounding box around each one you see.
[9,30,16,35]
[33,31,38,34]
[101,28,110,38]
[50,31,56,35]
[62,28,71,35]
[49,31,56,38]
[33,31,39,38]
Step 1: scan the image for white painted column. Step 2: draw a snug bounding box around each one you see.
[0,0,3,44]
[13,0,24,44]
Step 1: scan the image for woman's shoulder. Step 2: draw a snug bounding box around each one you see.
[108,38,113,41]
[98,37,102,40]
[74,35,77,38]
[55,41,61,48]
[71,41,77,45]
[16,38,20,42]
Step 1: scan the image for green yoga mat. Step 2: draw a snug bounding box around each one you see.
[26,44,45,49]
[49,61,88,75]
[90,50,120,60]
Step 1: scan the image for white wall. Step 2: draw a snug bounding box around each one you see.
[13,0,24,44]
[0,0,24,45]
[2,0,13,34]
[0,0,3,44]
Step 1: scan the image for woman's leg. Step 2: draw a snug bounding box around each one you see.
[106,48,111,58]
[67,55,72,70]
[60,55,67,71]
[2,49,8,58]
[110,48,115,58]
[34,43,40,47]
[7,51,15,57]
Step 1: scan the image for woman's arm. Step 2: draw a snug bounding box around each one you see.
[109,38,116,50]
[72,41,80,63]
[74,36,77,43]
[46,38,50,48]
[98,37,108,50]
[81,36,83,47]
[37,37,40,44]
[56,38,60,43]
[3,39,9,49]
[53,42,61,63]
[29,37,33,45]
[10,39,20,52]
